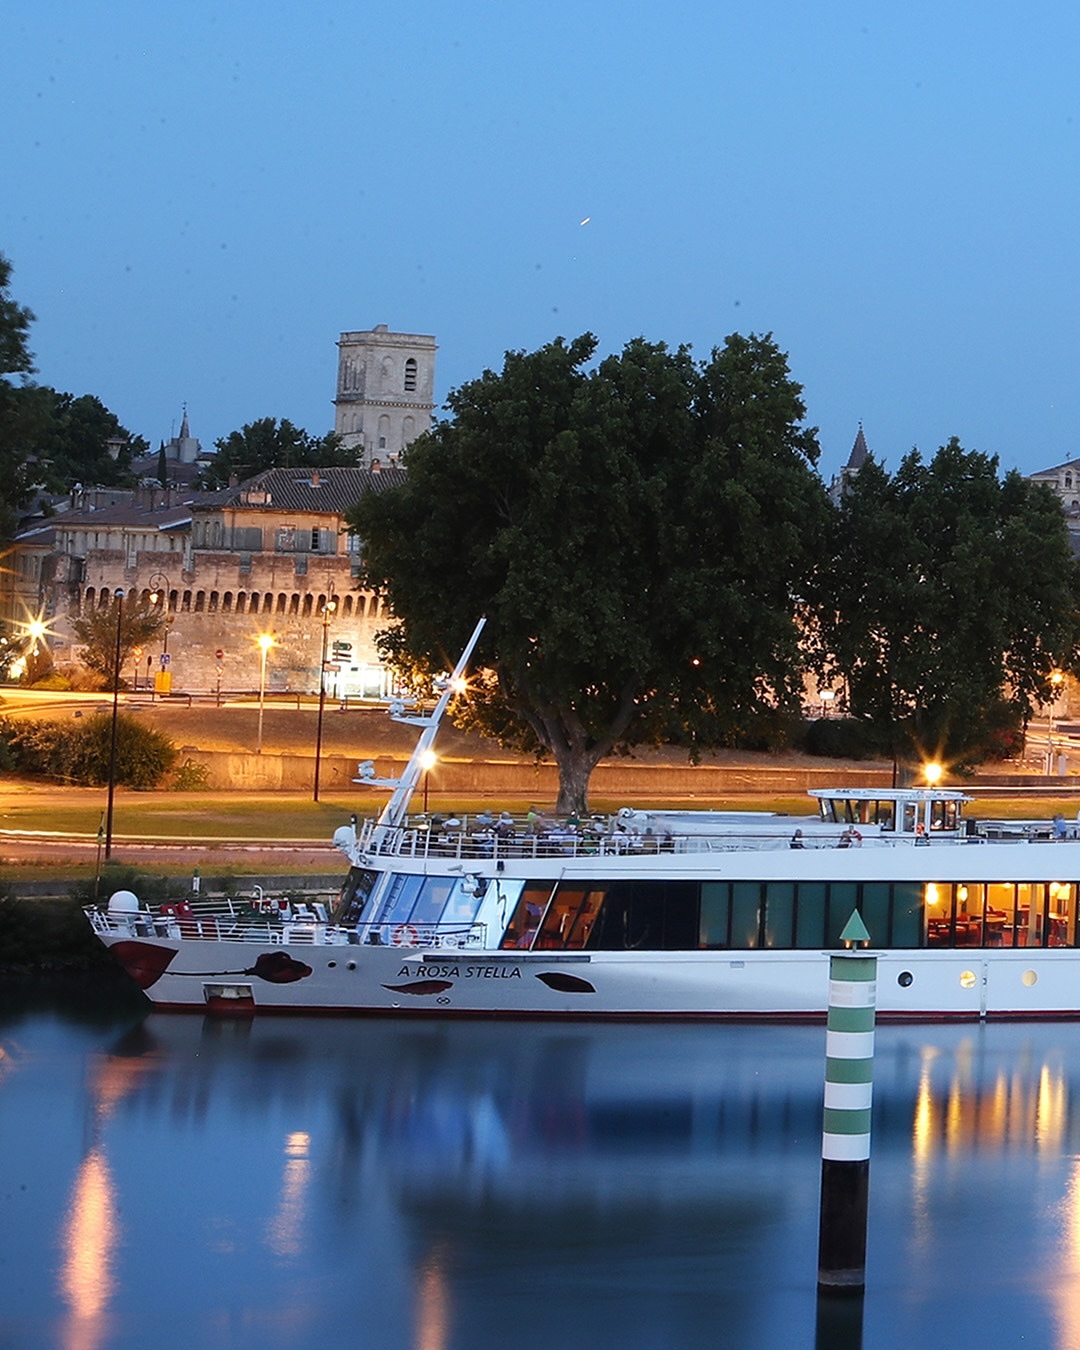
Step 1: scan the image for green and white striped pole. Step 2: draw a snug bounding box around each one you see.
[818,910,875,1293]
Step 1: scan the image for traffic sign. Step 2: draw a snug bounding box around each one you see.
[215,648,224,659]
[160,653,171,667]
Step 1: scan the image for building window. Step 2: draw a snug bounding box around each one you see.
[294,555,308,576]
[404,358,417,392]
[302,594,313,617]
[311,527,321,552]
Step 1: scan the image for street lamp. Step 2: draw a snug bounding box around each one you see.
[420,748,437,813]
[313,596,337,801]
[148,573,173,695]
[256,632,275,755]
[1048,669,1065,776]
[104,588,124,860]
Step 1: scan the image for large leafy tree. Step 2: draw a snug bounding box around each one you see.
[32,388,146,490]
[200,417,353,487]
[0,254,42,537]
[349,331,827,812]
[71,594,166,690]
[811,438,1080,771]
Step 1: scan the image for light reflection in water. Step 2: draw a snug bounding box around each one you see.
[56,1042,160,1350]
[266,1131,312,1258]
[415,1243,451,1350]
[20,1013,1080,1349]
[59,1148,117,1350]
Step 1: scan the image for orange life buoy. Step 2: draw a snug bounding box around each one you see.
[392,923,420,947]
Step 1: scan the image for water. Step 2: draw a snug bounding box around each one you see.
[3,981,1080,1349]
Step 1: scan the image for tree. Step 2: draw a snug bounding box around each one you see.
[200,417,353,487]
[349,332,827,813]
[0,254,42,537]
[70,594,166,690]
[811,438,1080,772]
[31,388,146,491]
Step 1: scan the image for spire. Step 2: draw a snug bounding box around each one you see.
[847,423,869,470]
[179,403,190,440]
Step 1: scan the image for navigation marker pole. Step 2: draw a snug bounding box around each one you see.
[818,910,876,1293]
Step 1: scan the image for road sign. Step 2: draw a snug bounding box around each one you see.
[160,653,171,667]
[215,649,224,659]
[323,662,341,673]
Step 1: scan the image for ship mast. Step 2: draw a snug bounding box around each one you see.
[374,616,486,831]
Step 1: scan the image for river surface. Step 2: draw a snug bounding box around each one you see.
[4,980,1080,1348]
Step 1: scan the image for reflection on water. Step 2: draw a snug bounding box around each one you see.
[7,997,1080,1347]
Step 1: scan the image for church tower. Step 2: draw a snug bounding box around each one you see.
[333,325,437,467]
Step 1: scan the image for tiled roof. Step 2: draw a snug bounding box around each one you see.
[47,501,200,531]
[204,465,408,515]
[1031,459,1080,477]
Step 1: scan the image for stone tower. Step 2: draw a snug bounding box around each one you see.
[333,325,437,467]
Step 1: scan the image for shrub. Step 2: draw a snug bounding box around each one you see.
[171,756,210,789]
[799,717,887,761]
[0,713,178,787]
[29,673,72,691]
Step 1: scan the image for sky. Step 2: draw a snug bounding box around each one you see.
[4,1,1080,482]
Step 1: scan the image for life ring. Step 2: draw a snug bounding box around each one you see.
[851,829,862,846]
[392,923,419,947]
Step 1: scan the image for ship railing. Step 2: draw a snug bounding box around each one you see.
[85,903,355,946]
[353,818,954,859]
[352,921,486,950]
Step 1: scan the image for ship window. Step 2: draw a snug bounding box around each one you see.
[500,884,555,950]
[859,883,892,947]
[795,882,827,948]
[373,874,424,929]
[828,883,859,947]
[535,887,589,949]
[763,882,795,948]
[333,868,380,926]
[408,877,456,929]
[700,883,730,948]
[891,881,923,947]
[731,882,762,949]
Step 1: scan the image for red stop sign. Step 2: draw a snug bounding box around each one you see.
[215,649,224,659]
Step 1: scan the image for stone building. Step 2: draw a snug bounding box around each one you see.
[16,466,407,695]
[333,324,437,466]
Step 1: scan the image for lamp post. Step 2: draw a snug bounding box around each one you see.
[256,632,274,755]
[313,596,337,801]
[148,573,173,695]
[420,749,437,813]
[1048,670,1065,776]
[104,588,124,861]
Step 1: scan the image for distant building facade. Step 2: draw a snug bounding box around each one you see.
[333,325,437,467]
[9,467,407,696]
[1029,458,1080,518]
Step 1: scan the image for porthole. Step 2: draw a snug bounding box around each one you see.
[327,961,337,969]
[1022,969,1039,988]
[960,969,977,990]
[897,971,913,988]
[347,961,357,971]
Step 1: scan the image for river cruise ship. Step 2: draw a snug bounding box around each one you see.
[86,623,1080,1020]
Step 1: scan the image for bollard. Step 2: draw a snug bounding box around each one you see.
[818,910,876,1293]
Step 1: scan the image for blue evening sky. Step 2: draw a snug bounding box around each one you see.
[4,1,1078,481]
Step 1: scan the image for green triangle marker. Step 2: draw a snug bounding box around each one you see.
[840,909,871,946]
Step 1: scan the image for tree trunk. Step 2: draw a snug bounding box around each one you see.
[550,741,606,816]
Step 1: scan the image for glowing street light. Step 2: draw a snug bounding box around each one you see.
[1048,669,1066,776]
[313,597,337,802]
[420,748,437,813]
[256,633,275,755]
[104,589,125,860]
[923,761,943,787]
